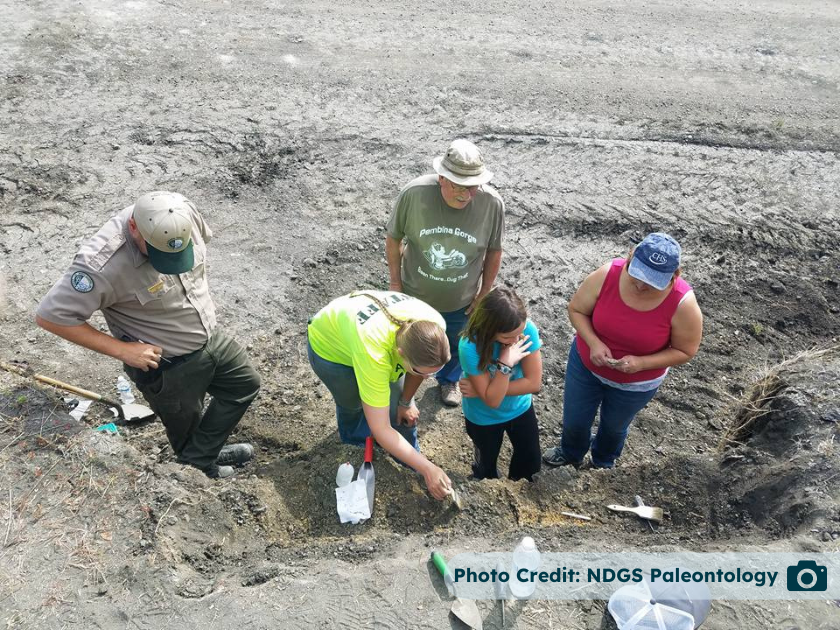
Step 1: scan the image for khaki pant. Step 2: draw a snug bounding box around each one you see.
[125,331,261,470]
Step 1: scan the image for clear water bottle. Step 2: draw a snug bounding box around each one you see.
[116,375,135,404]
[509,536,540,599]
[336,462,354,487]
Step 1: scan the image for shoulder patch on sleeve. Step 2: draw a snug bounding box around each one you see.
[70,271,94,293]
[88,233,127,272]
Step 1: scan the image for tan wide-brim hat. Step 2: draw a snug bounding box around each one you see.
[432,139,494,186]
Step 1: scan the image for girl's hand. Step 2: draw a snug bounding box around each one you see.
[589,339,615,367]
[498,335,532,367]
[459,377,477,398]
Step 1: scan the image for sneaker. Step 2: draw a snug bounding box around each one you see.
[216,443,255,466]
[440,382,462,407]
[203,463,235,479]
[542,447,581,468]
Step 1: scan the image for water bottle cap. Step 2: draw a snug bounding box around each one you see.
[520,536,536,550]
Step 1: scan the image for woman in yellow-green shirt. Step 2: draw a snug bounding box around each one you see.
[307,291,453,500]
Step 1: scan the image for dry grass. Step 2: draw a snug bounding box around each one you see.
[816,435,836,457]
[718,345,839,452]
[718,370,785,450]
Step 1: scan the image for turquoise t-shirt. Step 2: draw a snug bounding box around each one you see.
[458,319,542,425]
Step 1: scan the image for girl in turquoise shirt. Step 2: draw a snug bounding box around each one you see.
[458,287,543,481]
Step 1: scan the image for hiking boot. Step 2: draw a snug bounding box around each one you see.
[542,447,581,468]
[440,381,462,407]
[203,463,235,479]
[216,443,255,466]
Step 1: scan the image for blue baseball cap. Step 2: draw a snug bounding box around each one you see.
[627,233,681,290]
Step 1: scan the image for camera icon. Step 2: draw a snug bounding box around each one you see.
[787,560,827,591]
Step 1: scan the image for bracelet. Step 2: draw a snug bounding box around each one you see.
[398,398,413,408]
[495,360,513,376]
[496,360,512,369]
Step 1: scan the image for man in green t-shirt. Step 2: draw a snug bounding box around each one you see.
[385,139,504,407]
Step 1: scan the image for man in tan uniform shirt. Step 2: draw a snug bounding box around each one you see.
[36,191,261,478]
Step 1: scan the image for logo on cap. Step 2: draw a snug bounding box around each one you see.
[648,252,668,265]
[168,237,184,250]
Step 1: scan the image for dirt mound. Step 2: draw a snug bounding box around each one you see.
[720,347,840,539]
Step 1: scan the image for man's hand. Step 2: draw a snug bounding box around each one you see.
[396,401,419,426]
[119,341,163,371]
[465,290,489,315]
[385,235,404,294]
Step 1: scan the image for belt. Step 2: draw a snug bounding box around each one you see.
[157,345,205,372]
[120,335,207,373]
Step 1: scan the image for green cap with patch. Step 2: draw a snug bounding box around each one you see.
[132,191,194,274]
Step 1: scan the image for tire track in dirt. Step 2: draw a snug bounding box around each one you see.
[486,133,840,258]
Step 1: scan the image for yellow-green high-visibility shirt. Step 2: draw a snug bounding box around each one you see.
[307,291,446,408]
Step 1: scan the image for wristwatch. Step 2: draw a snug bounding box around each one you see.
[398,397,413,408]
[495,361,513,376]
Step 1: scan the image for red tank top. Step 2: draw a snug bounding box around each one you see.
[576,258,691,383]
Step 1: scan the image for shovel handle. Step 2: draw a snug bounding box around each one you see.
[34,375,127,420]
[431,551,456,596]
[0,363,126,420]
[431,551,451,579]
[0,361,107,402]
[31,374,105,402]
[364,436,374,463]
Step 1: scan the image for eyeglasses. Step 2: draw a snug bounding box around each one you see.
[446,180,479,194]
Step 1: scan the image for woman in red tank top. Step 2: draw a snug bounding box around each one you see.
[543,233,704,469]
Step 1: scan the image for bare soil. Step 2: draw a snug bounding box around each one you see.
[1,0,839,628]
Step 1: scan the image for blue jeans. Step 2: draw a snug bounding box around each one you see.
[436,306,469,385]
[307,341,419,449]
[560,344,658,468]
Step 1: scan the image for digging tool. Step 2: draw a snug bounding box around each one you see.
[634,495,656,532]
[494,561,507,628]
[431,551,483,630]
[356,436,375,516]
[448,486,464,510]
[0,362,156,424]
[607,503,663,524]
